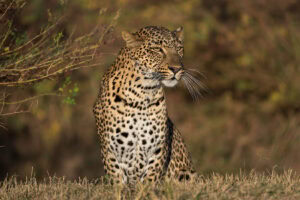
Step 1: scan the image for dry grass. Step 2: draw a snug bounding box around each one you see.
[0,170,299,200]
[1,0,300,187]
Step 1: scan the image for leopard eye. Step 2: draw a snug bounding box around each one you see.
[158,48,164,54]
[150,47,164,54]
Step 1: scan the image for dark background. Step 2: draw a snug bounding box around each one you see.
[0,0,299,180]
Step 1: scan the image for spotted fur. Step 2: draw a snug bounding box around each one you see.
[93,26,197,184]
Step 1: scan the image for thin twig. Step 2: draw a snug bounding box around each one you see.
[0,17,64,57]
[3,93,62,105]
[0,0,15,21]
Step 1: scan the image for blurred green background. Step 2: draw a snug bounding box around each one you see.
[0,0,300,180]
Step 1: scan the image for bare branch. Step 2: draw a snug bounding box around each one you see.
[3,93,62,105]
[0,10,119,87]
[0,5,120,123]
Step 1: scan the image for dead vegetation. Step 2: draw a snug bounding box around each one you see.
[0,0,118,118]
[0,170,299,200]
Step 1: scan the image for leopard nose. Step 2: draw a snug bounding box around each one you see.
[168,66,182,74]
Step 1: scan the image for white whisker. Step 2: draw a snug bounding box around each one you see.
[186,68,206,79]
[185,72,206,91]
[181,69,207,100]
[182,77,196,100]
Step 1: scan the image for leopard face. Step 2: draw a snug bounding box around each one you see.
[122,26,185,88]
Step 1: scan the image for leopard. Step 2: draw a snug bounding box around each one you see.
[93,26,202,185]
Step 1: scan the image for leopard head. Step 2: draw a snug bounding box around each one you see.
[122,26,203,99]
[122,26,184,87]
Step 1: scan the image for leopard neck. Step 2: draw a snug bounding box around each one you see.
[109,57,166,108]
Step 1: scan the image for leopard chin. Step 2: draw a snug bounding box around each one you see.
[161,79,178,87]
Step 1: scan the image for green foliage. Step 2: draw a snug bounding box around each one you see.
[53,32,63,46]
[14,33,28,46]
[58,77,80,105]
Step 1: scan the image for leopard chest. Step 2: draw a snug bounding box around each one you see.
[107,97,168,169]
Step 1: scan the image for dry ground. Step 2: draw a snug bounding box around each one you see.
[0,170,299,200]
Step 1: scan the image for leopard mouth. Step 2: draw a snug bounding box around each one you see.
[160,72,183,87]
[147,70,182,87]
[161,78,178,87]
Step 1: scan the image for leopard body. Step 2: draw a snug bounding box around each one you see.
[93,26,197,184]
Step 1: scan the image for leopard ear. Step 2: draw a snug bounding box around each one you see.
[173,26,184,43]
[122,31,142,48]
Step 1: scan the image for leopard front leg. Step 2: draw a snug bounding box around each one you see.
[165,119,198,182]
[97,132,127,185]
[101,153,127,184]
[139,147,166,183]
